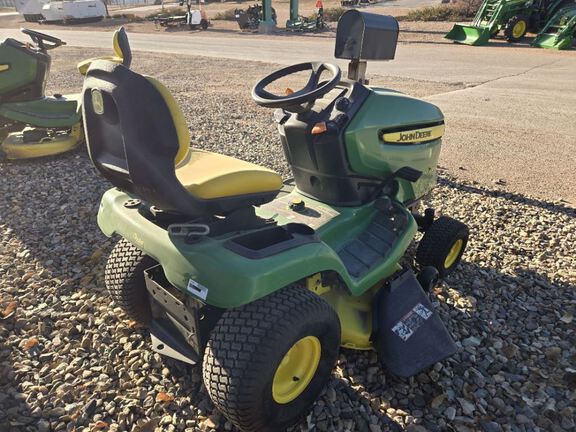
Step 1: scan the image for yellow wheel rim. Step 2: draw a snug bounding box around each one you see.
[512,21,526,39]
[444,239,464,269]
[272,336,321,404]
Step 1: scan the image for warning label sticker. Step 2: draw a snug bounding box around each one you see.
[391,303,433,341]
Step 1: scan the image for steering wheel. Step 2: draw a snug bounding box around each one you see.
[21,28,66,51]
[252,62,341,111]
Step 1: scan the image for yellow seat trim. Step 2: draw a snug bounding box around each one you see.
[77,56,123,75]
[77,29,125,76]
[145,74,282,200]
[176,150,283,200]
[0,65,9,72]
[146,77,191,166]
[112,29,123,58]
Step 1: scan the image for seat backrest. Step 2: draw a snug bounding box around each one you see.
[113,27,132,68]
[82,61,205,216]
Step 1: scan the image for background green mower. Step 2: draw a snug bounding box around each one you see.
[83,10,469,432]
[0,27,131,160]
[445,0,576,48]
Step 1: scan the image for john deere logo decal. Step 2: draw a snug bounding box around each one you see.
[91,89,104,115]
[398,130,432,142]
[382,124,445,144]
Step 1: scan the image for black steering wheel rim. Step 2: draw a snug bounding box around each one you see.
[252,62,341,109]
[21,28,65,49]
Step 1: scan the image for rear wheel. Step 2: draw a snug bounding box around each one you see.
[505,15,528,42]
[105,238,155,324]
[200,19,208,30]
[415,216,469,278]
[203,286,340,432]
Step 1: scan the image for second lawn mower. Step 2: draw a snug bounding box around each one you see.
[83,10,469,432]
[0,27,131,160]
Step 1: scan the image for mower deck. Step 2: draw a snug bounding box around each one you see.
[1,123,83,159]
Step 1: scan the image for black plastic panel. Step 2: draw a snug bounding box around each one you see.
[278,80,379,206]
[335,10,399,60]
[337,204,407,278]
[373,270,457,377]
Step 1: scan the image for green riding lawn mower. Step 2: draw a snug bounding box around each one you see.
[445,0,576,49]
[83,10,469,432]
[0,27,131,160]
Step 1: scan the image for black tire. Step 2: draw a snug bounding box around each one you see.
[505,15,528,42]
[200,19,208,30]
[415,216,469,278]
[105,238,156,324]
[203,286,340,432]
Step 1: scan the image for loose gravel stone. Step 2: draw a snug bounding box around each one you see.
[0,48,574,432]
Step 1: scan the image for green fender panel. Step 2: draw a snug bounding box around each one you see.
[0,94,81,128]
[97,188,417,308]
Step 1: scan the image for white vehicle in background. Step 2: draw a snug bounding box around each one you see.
[14,0,106,23]
[14,0,48,22]
[41,0,106,23]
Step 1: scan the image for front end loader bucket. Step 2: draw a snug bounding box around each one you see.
[532,33,573,49]
[445,24,491,45]
[532,6,576,50]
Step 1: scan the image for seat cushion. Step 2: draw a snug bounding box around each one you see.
[176,150,283,200]
[77,56,123,75]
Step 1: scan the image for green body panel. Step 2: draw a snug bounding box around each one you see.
[97,188,417,309]
[344,89,444,204]
[0,42,38,94]
[532,5,576,49]
[445,25,491,45]
[0,94,81,128]
[445,0,530,45]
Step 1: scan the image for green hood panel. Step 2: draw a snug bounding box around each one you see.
[0,94,81,128]
[98,188,417,308]
[344,90,444,203]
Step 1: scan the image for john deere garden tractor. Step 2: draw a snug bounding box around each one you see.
[83,10,469,432]
[0,27,131,160]
[445,0,576,48]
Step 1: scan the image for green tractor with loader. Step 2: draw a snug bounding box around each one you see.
[0,27,131,160]
[83,10,469,431]
[445,0,576,49]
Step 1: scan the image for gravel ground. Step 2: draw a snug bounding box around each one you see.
[1,49,575,432]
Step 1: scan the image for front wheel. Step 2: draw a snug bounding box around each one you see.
[505,15,528,42]
[203,286,340,432]
[415,216,469,278]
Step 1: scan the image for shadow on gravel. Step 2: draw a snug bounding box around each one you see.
[439,177,576,217]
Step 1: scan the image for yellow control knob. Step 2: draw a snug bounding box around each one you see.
[289,198,305,212]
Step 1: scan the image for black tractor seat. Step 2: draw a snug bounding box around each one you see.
[82,61,282,217]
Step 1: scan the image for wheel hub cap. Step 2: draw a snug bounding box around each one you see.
[512,21,526,39]
[272,336,321,404]
[444,239,464,269]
